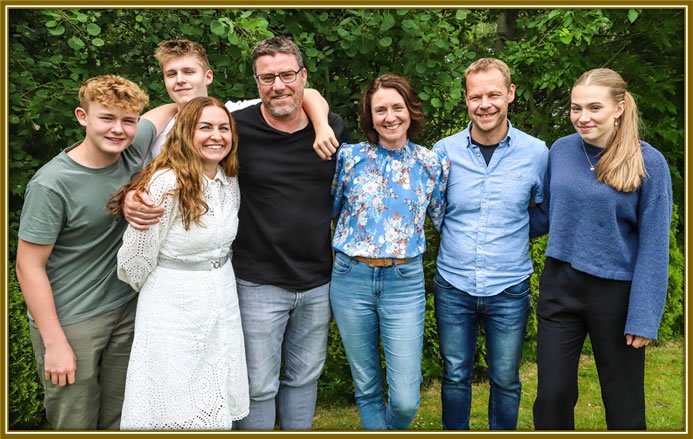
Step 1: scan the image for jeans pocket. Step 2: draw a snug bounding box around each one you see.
[433,271,454,289]
[500,277,531,298]
[394,260,424,279]
[332,252,353,275]
[237,278,261,287]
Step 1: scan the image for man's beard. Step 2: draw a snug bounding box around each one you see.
[262,89,303,119]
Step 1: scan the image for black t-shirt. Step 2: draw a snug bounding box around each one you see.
[471,137,499,166]
[231,103,351,291]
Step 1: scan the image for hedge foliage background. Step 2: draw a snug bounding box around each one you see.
[7,8,686,429]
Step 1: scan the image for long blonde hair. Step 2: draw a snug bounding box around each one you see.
[573,68,645,192]
[110,96,239,229]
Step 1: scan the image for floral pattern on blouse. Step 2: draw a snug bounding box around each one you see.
[331,140,449,258]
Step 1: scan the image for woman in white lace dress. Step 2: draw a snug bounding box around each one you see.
[111,96,248,430]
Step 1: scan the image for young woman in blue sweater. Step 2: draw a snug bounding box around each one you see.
[530,68,672,430]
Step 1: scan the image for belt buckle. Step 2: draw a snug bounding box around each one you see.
[211,259,221,269]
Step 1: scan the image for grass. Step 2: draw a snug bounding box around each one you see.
[313,338,685,431]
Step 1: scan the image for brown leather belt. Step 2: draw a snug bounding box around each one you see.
[355,256,412,267]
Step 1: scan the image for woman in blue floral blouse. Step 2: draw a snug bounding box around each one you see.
[330,74,449,430]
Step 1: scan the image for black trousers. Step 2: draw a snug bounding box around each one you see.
[533,257,646,430]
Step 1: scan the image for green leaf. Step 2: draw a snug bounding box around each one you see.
[48,25,65,36]
[456,9,469,20]
[380,13,396,32]
[396,9,409,16]
[91,38,104,47]
[548,9,561,20]
[210,20,226,36]
[628,9,639,23]
[378,37,392,47]
[9,115,20,124]
[68,36,84,50]
[45,20,57,27]
[241,10,252,18]
[306,47,319,57]
[430,97,441,108]
[136,14,143,22]
[402,19,417,29]
[86,23,101,36]
[559,33,572,44]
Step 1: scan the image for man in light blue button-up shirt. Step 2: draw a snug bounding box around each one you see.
[432,58,548,430]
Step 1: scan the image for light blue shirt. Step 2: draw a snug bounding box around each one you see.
[332,140,449,258]
[433,121,548,296]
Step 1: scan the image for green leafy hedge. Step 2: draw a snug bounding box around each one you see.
[8,8,685,428]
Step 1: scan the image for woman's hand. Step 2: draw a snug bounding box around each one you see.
[626,334,650,349]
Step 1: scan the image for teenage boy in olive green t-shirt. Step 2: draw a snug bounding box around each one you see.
[15,75,174,430]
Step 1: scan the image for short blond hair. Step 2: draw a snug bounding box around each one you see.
[464,58,512,90]
[78,75,149,113]
[155,39,210,72]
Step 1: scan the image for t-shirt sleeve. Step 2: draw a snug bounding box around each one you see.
[329,112,352,145]
[18,182,65,245]
[226,98,262,113]
[128,118,157,164]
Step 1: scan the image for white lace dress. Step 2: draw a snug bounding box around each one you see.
[117,168,248,430]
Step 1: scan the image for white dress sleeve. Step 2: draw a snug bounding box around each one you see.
[117,170,178,291]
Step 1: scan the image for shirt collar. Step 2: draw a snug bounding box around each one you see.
[204,166,231,185]
[464,120,515,148]
[375,138,412,157]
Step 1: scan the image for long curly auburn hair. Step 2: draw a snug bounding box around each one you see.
[110,96,239,230]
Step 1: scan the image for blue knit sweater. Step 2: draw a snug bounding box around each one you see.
[530,133,672,340]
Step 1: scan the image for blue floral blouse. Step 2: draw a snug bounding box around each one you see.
[331,140,450,258]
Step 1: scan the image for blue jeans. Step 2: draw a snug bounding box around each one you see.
[433,271,530,430]
[235,279,331,430]
[330,252,425,430]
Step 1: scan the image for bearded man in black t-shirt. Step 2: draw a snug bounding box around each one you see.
[229,37,351,430]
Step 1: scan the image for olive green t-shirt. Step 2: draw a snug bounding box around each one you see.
[18,119,156,325]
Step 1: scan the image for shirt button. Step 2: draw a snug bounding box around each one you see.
[476,267,480,272]
[477,245,482,250]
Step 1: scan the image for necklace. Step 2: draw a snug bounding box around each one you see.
[581,139,596,171]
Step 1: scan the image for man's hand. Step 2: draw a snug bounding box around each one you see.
[44,339,76,386]
[626,334,651,349]
[123,189,163,230]
[313,125,339,160]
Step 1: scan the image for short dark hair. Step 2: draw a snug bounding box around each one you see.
[359,74,425,144]
[251,36,303,73]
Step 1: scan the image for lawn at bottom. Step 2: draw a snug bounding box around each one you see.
[312,338,684,431]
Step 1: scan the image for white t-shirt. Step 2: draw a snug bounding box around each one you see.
[149,98,261,161]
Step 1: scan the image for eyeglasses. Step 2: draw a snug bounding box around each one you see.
[255,68,302,86]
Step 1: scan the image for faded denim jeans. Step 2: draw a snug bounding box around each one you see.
[434,271,530,430]
[330,252,425,430]
[235,279,331,430]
